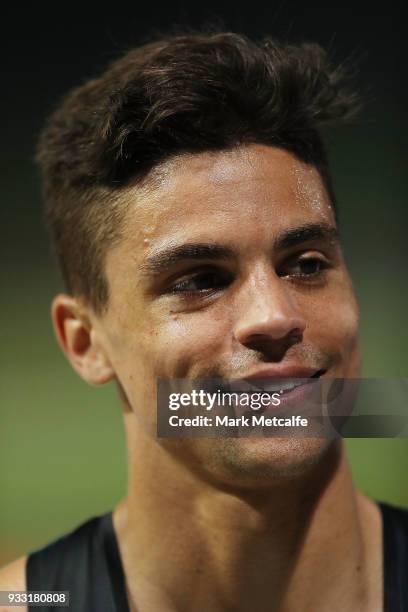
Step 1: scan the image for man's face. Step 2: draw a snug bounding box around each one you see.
[97,145,360,486]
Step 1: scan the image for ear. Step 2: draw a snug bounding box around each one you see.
[51,294,115,385]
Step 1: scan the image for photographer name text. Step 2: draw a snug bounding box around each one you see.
[168,415,308,427]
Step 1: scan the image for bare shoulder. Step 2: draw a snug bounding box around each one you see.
[0,556,27,589]
[0,557,27,612]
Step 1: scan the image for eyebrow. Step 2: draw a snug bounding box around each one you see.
[140,223,339,277]
[274,223,340,251]
[140,243,235,276]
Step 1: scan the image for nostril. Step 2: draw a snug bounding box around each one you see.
[288,330,303,345]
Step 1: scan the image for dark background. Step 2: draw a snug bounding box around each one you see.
[1,1,407,565]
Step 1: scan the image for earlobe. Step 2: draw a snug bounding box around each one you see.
[51,294,115,386]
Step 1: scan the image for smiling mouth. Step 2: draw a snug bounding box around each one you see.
[235,370,326,419]
[237,370,325,394]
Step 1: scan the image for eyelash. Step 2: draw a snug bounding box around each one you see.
[170,270,233,296]
[279,255,330,280]
[168,256,330,297]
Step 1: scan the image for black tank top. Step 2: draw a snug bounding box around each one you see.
[27,502,408,611]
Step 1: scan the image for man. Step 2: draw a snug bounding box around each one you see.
[0,32,407,611]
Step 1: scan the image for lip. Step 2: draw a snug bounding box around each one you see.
[271,378,322,413]
[230,367,324,418]
[240,366,322,382]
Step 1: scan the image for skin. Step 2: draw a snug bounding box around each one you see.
[0,145,383,611]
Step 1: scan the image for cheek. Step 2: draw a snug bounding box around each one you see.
[110,311,230,424]
[102,292,231,420]
[305,283,361,374]
[151,309,232,378]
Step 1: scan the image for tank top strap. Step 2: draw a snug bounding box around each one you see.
[379,501,408,612]
[26,513,129,612]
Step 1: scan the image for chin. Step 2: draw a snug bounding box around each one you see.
[205,437,340,489]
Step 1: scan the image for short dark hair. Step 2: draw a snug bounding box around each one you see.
[36,31,358,313]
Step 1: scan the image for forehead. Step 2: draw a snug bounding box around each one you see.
[119,144,335,252]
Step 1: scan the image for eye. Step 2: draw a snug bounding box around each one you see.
[169,269,233,295]
[279,254,330,279]
[293,257,325,275]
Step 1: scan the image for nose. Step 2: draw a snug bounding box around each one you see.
[233,270,306,352]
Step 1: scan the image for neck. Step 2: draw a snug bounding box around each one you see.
[114,424,382,612]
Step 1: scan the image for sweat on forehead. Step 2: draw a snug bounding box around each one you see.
[126,145,330,195]
[118,146,335,241]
